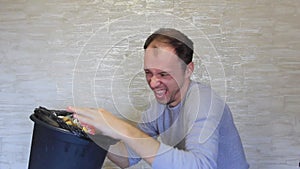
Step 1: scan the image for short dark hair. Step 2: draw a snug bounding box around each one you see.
[143,28,194,65]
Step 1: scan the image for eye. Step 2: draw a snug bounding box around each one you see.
[144,70,152,76]
[159,72,170,77]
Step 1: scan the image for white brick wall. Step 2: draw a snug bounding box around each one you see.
[0,1,299,169]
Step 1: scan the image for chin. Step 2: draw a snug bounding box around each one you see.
[155,98,169,105]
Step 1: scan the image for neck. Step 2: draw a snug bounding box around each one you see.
[169,79,191,107]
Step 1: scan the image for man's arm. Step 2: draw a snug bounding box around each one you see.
[107,142,130,168]
[114,119,160,165]
[68,107,160,166]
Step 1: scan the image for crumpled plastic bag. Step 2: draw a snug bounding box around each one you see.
[33,106,89,139]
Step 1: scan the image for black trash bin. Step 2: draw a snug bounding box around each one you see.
[28,114,108,169]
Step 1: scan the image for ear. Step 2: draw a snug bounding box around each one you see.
[185,62,194,77]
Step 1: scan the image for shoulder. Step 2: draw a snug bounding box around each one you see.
[185,81,223,109]
[140,99,166,123]
[183,81,227,143]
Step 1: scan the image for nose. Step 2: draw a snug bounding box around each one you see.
[149,75,161,89]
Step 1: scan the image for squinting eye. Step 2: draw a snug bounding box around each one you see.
[160,72,170,77]
[144,70,152,76]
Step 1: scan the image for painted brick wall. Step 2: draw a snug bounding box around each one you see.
[0,1,299,169]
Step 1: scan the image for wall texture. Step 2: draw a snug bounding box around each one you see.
[0,1,299,169]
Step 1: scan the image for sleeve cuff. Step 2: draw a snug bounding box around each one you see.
[152,143,173,168]
[125,143,142,166]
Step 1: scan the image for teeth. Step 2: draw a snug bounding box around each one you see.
[156,90,164,94]
[154,89,166,97]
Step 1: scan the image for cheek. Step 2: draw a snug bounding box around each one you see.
[169,73,184,86]
[145,74,151,82]
[163,78,179,90]
[174,71,186,83]
[170,80,185,91]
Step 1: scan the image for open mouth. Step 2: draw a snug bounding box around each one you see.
[153,89,167,99]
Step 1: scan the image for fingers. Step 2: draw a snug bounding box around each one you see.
[66,106,118,138]
[75,115,96,135]
[67,106,97,135]
[80,122,96,135]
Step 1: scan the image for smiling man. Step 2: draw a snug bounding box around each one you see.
[144,44,193,107]
[69,28,249,169]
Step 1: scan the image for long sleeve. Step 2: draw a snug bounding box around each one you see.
[127,81,248,169]
[152,124,219,169]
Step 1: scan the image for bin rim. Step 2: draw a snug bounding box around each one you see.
[30,114,84,137]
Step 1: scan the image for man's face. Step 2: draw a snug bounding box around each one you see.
[143,40,192,107]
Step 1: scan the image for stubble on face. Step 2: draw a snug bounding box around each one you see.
[144,41,191,107]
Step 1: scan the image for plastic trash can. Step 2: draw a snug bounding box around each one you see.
[28,114,108,169]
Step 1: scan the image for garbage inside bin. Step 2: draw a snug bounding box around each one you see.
[28,106,111,169]
[33,106,90,139]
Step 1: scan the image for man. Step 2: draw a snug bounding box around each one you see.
[68,28,249,169]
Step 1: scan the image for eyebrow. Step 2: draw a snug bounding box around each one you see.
[143,68,172,74]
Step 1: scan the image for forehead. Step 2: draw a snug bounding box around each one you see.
[144,40,184,71]
[144,47,180,71]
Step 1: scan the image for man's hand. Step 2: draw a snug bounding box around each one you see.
[67,106,160,165]
[67,106,126,140]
